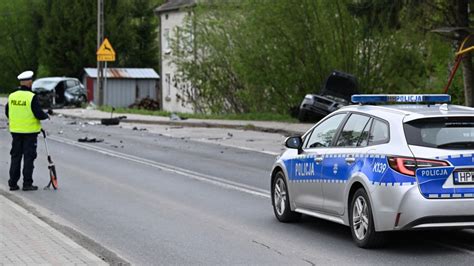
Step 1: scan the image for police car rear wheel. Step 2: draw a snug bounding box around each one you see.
[272,172,300,222]
[349,188,386,248]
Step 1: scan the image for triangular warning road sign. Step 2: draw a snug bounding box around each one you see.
[97,38,116,61]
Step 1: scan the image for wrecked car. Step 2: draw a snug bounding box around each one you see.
[298,70,359,122]
[32,77,87,108]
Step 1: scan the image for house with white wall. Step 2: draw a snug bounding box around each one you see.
[155,0,196,113]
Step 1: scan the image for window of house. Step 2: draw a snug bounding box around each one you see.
[176,27,181,54]
[165,73,171,97]
[163,28,170,53]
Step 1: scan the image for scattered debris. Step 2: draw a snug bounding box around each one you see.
[111,145,119,148]
[246,139,255,142]
[86,102,97,110]
[227,132,233,137]
[78,137,104,143]
[129,97,160,110]
[170,113,188,121]
[170,113,181,121]
[68,121,78,125]
[101,107,127,125]
[101,116,127,126]
[132,127,147,131]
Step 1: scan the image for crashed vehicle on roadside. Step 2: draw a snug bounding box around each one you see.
[298,71,359,122]
[32,77,87,108]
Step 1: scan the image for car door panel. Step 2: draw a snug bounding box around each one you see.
[286,151,324,210]
[321,113,372,215]
[291,113,347,211]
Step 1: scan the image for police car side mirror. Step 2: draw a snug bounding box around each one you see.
[285,136,303,152]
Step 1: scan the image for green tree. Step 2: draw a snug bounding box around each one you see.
[121,0,160,69]
[39,0,98,77]
[0,0,42,92]
[39,0,160,78]
[350,0,473,105]
[172,0,453,114]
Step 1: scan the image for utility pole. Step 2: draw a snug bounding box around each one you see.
[97,0,104,105]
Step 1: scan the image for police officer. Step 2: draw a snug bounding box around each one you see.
[5,70,49,191]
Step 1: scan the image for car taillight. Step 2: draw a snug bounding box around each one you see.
[387,157,448,176]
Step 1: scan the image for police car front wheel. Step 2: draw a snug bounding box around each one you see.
[272,172,301,222]
[349,188,386,248]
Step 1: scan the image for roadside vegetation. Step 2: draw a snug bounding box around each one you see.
[171,0,472,113]
[99,106,297,122]
[0,0,163,93]
[1,0,472,119]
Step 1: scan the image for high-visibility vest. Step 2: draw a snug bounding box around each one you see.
[8,90,41,133]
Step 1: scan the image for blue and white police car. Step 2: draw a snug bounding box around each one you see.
[271,94,474,248]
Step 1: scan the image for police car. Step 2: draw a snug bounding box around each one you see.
[271,94,474,248]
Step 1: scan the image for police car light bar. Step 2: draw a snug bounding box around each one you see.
[351,94,451,104]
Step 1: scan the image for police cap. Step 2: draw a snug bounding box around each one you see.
[17,70,34,81]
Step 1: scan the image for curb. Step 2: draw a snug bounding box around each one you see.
[0,98,308,136]
[56,112,306,136]
[0,187,130,265]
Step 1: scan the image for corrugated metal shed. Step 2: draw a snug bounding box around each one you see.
[155,0,196,14]
[82,68,160,107]
[83,68,160,79]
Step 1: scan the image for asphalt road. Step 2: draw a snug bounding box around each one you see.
[0,115,473,265]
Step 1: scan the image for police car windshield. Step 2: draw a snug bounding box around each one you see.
[404,117,474,150]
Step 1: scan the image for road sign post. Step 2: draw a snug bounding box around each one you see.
[96,38,116,105]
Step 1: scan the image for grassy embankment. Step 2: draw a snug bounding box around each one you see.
[99,106,297,122]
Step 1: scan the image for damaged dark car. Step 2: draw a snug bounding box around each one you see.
[298,70,358,122]
[32,77,87,108]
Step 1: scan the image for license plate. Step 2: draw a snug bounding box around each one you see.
[454,171,474,185]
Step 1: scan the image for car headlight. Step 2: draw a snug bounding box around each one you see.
[302,94,314,105]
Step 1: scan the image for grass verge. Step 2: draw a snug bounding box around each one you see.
[99,106,297,122]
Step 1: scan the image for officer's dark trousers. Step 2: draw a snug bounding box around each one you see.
[8,133,38,187]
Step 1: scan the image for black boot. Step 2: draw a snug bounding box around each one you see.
[22,185,38,191]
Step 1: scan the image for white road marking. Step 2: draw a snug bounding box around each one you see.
[49,135,271,199]
[38,134,474,255]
